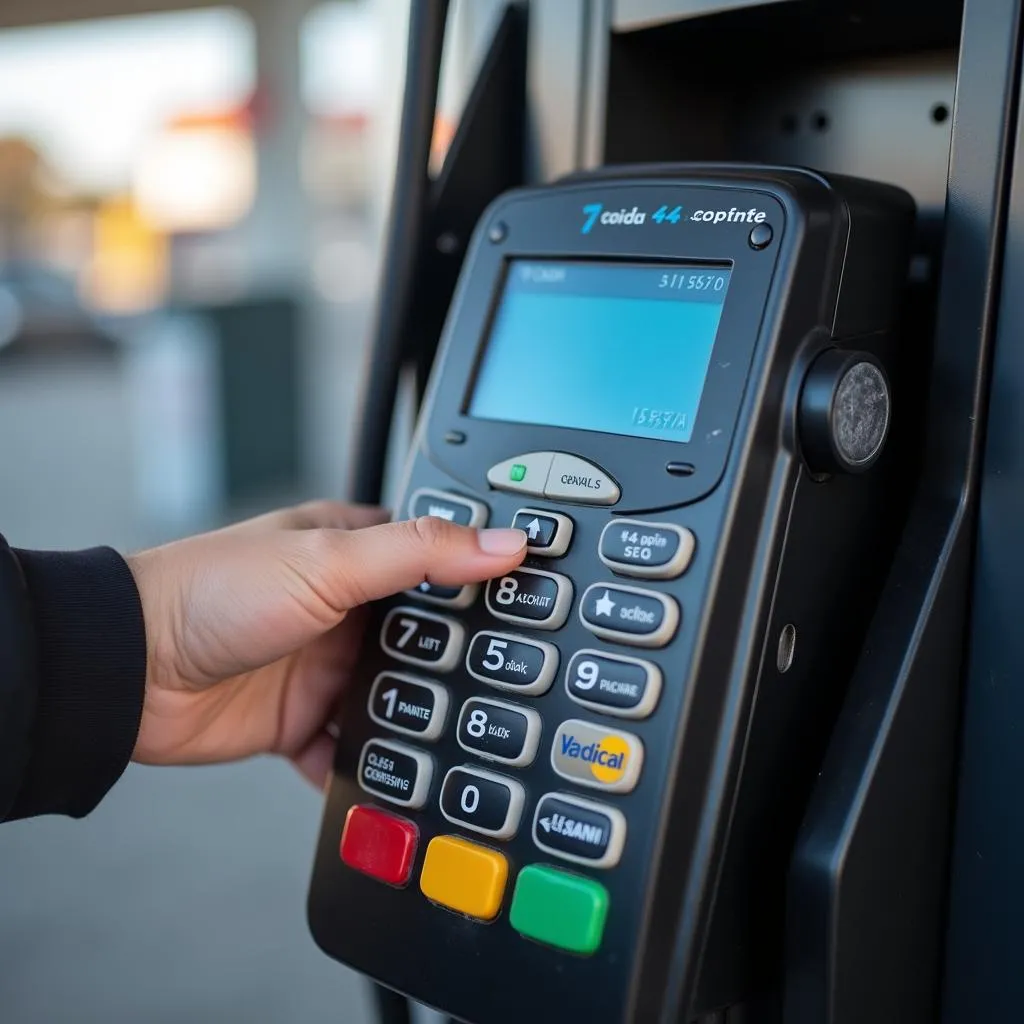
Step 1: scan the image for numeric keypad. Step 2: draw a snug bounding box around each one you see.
[352,474,699,955]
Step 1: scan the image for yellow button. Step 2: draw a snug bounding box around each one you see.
[419,835,508,920]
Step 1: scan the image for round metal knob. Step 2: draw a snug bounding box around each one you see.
[798,349,891,475]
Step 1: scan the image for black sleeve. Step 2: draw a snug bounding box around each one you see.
[0,535,147,821]
[0,537,36,819]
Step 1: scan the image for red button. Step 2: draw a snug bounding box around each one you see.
[340,804,418,885]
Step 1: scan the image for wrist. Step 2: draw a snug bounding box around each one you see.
[125,548,186,764]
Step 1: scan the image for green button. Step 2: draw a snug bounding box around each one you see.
[509,463,527,482]
[509,864,609,955]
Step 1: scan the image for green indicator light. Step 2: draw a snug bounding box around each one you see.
[509,464,527,482]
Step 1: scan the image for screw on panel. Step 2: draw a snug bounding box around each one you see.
[436,232,460,254]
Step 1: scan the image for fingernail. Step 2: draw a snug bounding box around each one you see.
[478,528,527,555]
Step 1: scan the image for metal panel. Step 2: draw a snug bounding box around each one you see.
[581,0,612,169]
[785,0,1023,1020]
[737,54,956,215]
[525,0,589,180]
[612,0,795,31]
[941,15,1024,1021]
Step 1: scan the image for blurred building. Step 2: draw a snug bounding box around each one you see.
[0,2,409,543]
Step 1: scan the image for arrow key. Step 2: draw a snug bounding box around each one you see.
[532,793,627,869]
[512,508,574,557]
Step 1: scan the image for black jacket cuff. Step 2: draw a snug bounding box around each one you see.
[7,547,146,819]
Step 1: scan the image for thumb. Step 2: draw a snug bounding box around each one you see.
[284,516,527,616]
[133,517,529,692]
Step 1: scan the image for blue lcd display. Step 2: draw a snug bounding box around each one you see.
[467,260,732,443]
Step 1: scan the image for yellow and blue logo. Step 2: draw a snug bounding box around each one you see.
[559,732,631,784]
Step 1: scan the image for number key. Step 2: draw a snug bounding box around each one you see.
[485,568,573,629]
[466,631,559,695]
[439,766,525,839]
[565,650,662,719]
[381,606,465,671]
[368,672,449,739]
[457,697,542,767]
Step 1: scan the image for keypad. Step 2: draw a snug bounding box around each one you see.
[408,487,488,527]
[578,583,680,647]
[532,793,627,869]
[550,718,644,793]
[381,606,465,670]
[599,519,695,579]
[512,508,574,556]
[367,672,449,740]
[485,567,573,629]
[357,738,433,808]
[457,697,542,767]
[465,631,559,695]
[439,765,525,839]
[564,650,662,719]
[349,475,701,958]
[487,452,620,505]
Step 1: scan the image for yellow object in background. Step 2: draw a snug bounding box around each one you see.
[81,195,167,314]
[419,835,508,921]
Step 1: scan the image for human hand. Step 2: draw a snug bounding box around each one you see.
[126,502,526,786]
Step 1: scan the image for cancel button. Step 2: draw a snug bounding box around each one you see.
[543,453,620,505]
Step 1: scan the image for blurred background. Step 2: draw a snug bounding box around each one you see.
[0,1,503,1020]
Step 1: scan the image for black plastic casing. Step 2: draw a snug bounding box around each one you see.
[307,167,915,1024]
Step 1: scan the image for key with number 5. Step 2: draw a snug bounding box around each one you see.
[466,630,560,695]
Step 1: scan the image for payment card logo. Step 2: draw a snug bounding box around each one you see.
[560,732,631,784]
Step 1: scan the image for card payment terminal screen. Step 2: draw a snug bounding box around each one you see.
[467,260,732,443]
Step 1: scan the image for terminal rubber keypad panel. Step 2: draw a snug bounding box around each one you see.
[335,464,691,956]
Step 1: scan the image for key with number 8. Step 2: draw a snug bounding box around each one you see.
[456,696,542,766]
[484,568,573,629]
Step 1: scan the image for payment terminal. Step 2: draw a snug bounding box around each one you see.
[308,166,915,1023]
